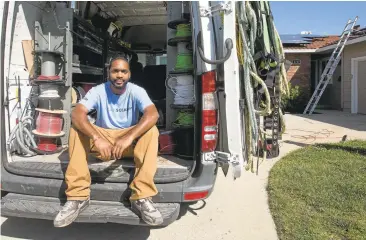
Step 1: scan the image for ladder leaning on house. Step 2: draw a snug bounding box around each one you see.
[303,16,359,115]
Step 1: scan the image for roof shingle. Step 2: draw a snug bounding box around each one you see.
[282,27,366,51]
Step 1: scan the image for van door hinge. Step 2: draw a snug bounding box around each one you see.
[200,2,232,17]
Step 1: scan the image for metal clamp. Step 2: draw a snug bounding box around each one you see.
[200,2,232,17]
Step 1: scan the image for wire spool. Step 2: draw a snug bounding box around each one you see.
[172,110,194,128]
[39,84,60,98]
[166,75,195,105]
[173,85,195,105]
[37,97,63,111]
[177,42,191,54]
[36,50,62,81]
[35,111,63,135]
[37,138,58,152]
[32,108,66,137]
[176,24,192,37]
[175,53,193,71]
[158,130,175,155]
[41,52,57,76]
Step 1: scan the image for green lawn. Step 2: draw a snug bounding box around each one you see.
[267,140,366,240]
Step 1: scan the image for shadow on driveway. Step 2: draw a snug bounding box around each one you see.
[1,217,152,240]
[292,110,366,131]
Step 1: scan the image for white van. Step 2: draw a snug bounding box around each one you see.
[1,1,283,226]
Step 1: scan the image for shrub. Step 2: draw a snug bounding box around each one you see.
[281,84,309,113]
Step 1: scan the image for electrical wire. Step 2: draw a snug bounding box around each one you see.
[236,1,290,173]
[172,110,194,128]
[7,99,38,156]
[166,75,195,105]
[176,24,192,38]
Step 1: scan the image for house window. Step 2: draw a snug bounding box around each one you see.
[292,59,301,65]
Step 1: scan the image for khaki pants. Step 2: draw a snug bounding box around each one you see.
[65,124,159,201]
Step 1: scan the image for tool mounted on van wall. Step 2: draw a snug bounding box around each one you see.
[303,16,359,115]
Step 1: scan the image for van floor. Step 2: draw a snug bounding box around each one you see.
[9,151,194,183]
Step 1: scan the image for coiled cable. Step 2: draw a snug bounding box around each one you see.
[172,110,194,128]
[166,75,195,105]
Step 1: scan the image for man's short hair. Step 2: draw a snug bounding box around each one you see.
[108,55,130,70]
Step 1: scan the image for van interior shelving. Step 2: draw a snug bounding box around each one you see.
[4,1,198,184]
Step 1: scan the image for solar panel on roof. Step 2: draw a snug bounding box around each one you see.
[279,34,332,45]
[281,40,311,44]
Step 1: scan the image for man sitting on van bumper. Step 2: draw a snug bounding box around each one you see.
[54,56,163,227]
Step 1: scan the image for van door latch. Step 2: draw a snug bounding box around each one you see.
[203,151,239,165]
[200,2,232,17]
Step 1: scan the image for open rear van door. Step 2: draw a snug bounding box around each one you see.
[194,1,246,179]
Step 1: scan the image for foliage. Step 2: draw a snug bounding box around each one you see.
[281,84,309,113]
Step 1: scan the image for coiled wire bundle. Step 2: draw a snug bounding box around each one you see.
[172,110,194,128]
[166,75,195,106]
[175,23,192,38]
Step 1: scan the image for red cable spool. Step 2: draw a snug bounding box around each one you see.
[35,111,63,135]
[37,138,58,152]
[158,130,175,154]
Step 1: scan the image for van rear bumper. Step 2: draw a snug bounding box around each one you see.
[1,193,180,226]
[1,165,184,202]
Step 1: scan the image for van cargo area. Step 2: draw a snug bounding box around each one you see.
[2,1,198,184]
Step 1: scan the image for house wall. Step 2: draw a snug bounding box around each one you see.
[342,41,366,112]
[311,53,342,110]
[284,53,311,96]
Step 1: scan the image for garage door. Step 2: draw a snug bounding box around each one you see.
[358,60,366,114]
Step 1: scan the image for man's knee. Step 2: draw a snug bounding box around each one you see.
[145,125,159,139]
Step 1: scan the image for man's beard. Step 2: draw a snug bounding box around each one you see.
[110,78,127,89]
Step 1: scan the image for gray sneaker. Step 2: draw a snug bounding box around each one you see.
[53,199,90,227]
[131,198,163,226]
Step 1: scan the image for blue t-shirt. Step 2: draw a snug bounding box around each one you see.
[78,81,153,129]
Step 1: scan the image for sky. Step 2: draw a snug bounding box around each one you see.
[270,1,366,35]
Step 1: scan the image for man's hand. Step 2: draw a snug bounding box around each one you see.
[113,135,134,159]
[94,138,113,160]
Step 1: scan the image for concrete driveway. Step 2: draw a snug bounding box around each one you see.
[1,110,365,240]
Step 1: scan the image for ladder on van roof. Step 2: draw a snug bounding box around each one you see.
[303,16,358,115]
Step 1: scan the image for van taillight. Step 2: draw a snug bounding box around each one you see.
[201,70,217,152]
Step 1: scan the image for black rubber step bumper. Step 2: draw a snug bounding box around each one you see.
[1,166,184,202]
[6,161,191,184]
[1,193,180,226]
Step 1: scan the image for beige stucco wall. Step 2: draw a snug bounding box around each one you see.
[342,41,366,112]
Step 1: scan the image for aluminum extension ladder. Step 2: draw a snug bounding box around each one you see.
[303,16,358,115]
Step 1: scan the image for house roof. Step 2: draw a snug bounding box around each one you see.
[282,35,340,51]
[282,26,366,53]
[315,26,366,53]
